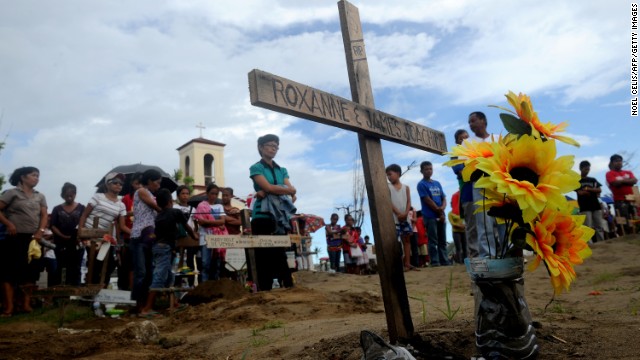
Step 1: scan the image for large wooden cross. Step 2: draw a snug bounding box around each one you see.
[248,0,446,342]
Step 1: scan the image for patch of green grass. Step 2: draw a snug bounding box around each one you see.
[409,271,460,322]
[261,320,284,330]
[622,237,640,246]
[250,336,269,347]
[408,295,428,324]
[548,302,565,314]
[0,303,94,327]
[592,272,622,285]
[435,272,461,321]
[629,298,640,316]
[248,320,287,348]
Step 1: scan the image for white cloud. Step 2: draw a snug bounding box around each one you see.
[0,0,632,257]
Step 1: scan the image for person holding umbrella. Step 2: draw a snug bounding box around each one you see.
[130,169,163,310]
[78,172,131,286]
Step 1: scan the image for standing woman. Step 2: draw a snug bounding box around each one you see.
[249,134,297,291]
[341,214,359,275]
[174,185,199,285]
[325,213,342,272]
[78,173,130,286]
[193,183,227,281]
[50,182,85,286]
[129,169,162,309]
[0,167,48,316]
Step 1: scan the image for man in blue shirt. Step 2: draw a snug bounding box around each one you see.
[417,161,450,266]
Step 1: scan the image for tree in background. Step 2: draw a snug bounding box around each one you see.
[337,147,366,228]
[173,168,195,194]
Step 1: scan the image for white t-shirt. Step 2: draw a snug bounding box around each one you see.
[85,193,126,230]
[173,203,195,228]
[472,133,495,143]
[388,183,409,224]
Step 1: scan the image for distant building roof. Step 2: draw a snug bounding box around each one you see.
[176,137,226,151]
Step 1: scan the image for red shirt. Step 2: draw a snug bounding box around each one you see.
[606,169,636,201]
[416,217,428,246]
[451,191,460,216]
[121,193,134,239]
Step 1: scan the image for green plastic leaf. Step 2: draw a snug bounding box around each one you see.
[500,113,531,136]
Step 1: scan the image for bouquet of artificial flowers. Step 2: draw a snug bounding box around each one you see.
[445,91,593,294]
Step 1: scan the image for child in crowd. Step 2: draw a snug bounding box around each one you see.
[139,189,197,317]
[417,161,449,266]
[386,164,416,272]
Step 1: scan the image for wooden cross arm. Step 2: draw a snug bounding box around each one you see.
[248,69,447,154]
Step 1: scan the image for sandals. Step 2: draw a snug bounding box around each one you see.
[138,310,162,319]
[404,266,420,272]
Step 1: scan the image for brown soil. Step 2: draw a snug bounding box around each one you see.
[1,235,639,359]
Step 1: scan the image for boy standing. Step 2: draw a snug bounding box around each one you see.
[386,164,415,272]
[576,161,606,243]
[417,161,449,266]
[139,189,197,316]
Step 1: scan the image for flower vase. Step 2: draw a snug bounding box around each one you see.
[465,257,539,359]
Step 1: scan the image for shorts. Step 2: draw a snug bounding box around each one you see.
[396,221,413,238]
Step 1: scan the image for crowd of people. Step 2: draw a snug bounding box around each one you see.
[325,111,639,274]
[0,122,636,316]
[0,133,305,317]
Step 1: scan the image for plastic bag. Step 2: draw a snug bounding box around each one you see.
[28,238,42,263]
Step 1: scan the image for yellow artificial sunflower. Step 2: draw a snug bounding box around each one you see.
[526,207,593,294]
[504,91,580,147]
[444,137,500,182]
[474,134,580,223]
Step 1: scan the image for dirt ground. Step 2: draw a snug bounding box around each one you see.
[1,235,639,360]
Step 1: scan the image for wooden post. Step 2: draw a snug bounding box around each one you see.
[81,217,112,286]
[338,0,414,342]
[247,0,447,343]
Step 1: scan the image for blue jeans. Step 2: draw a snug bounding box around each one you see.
[201,244,211,281]
[150,243,174,289]
[425,218,449,265]
[328,250,341,271]
[130,237,152,302]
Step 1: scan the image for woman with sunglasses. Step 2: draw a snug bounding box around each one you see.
[78,172,131,286]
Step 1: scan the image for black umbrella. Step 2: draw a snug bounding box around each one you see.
[96,163,179,195]
[187,193,207,208]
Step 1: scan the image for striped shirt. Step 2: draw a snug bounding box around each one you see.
[85,193,126,231]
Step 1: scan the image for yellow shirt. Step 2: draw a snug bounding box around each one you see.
[448,211,465,233]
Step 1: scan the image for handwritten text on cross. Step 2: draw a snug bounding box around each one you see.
[249,69,447,154]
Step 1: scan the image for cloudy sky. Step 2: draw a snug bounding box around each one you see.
[0,0,634,257]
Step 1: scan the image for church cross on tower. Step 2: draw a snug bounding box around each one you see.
[196,122,206,137]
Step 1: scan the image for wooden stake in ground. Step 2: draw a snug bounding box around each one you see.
[248,0,446,342]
